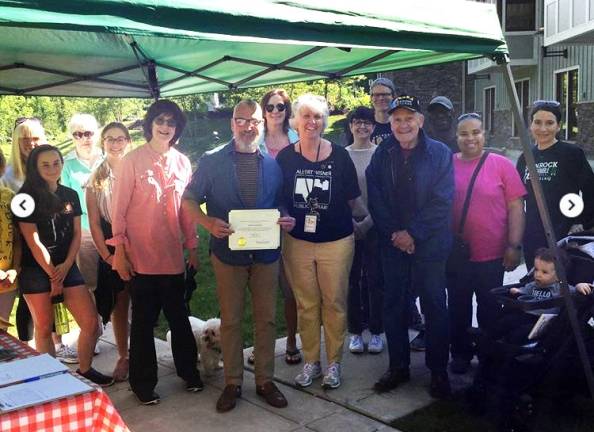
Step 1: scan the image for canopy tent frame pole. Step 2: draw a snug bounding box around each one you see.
[499,59,594,398]
[127,37,160,100]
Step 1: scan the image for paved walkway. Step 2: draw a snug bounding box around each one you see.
[74,264,527,432]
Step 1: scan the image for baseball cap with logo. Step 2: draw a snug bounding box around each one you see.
[428,96,454,111]
[388,95,421,114]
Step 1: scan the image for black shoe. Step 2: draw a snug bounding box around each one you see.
[449,356,471,374]
[373,368,410,393]
[186,374,204,392]
[135,390,160,405]
[430,371,451,399]
[410,332,426,351]
[76,367,114,387]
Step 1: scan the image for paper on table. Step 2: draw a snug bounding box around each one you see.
[228,209,280,251]
[0,353,67,387]
[0,373,93,412]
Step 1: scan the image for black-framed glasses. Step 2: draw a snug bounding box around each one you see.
[14,117,41,128]
[533,100,561,108]
[351,119,374,127]
[371,92,392,99]
[457,112,481,122]
[72,131,95,139]
[154,117,177,128]
[103,136,129,145]
[234,117,263,127]
[265,103,286,113]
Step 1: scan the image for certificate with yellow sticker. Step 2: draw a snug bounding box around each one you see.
[228,209,280,251]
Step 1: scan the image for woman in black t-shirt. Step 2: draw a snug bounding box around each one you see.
[516,101,594,266]
[17,145,113,386]
[277,94,364,390]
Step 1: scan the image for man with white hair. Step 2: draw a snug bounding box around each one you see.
[366,95,454,399]
[182,100,295,413]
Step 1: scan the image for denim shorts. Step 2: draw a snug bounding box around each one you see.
[19,263,86,295]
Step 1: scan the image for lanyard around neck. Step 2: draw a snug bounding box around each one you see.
[298,140,321,163]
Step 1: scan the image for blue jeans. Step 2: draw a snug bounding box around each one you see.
[381,246,449,372]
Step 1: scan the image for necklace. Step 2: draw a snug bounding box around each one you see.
[298,140,321,162]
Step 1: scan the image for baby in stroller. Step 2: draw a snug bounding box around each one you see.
[468,241,594,431]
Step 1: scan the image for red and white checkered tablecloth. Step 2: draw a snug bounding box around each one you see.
[0,331,130,432]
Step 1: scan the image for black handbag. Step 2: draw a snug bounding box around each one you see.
[446,151,489,273]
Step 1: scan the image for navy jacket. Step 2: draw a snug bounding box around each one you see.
[184,140,283,266]
[366,129,454,260]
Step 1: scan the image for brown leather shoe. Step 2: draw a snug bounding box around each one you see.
[216,384,242,413]
[256,381,288,408]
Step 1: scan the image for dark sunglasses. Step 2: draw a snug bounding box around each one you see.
[533,100,561,108]
[457,112,481,122]
[72,131,95,139]
[265,103,286,113]
[14,117,42,129]
[154,117,177,128]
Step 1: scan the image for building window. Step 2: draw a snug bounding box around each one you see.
[484,87,496,134]
[513,79,530,137]
[496,0,536,31]
[555,68,579,141]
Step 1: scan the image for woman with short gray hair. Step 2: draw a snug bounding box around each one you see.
[277,94,363,390]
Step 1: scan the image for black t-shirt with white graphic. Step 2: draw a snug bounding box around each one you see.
[516,140,594,251]
[276,144,360,242]
[17,185,82,268]
[370,121,392,146]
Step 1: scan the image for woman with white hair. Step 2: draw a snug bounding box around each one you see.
[276,94,364,390]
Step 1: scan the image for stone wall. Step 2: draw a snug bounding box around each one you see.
[576,101,594,155]
[382,63,465,115]
[485,110,513,150]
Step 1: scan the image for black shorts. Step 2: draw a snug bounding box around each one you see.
[19,263,86,295]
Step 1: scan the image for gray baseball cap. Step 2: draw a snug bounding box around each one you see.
[370,77,396,94]
[428,96,454,111]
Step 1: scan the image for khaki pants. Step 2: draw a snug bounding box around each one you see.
[211,254,278,386]
[282,234,354,365]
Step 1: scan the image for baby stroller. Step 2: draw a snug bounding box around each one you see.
[466,235,594,432]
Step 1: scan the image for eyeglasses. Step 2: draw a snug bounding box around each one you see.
[265,103,286,113]
[72,131,95,139]
[103,136,129,145]
[371,92,392,99]
[14,117,41,129]
[533,100,561,108]
[457,112,482,122]
[352,120,374,127]
[154,117,177,128]
[234,118,263,127]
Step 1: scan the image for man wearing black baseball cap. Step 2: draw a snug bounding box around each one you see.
[366,95,454,399]
[425,96,457,153]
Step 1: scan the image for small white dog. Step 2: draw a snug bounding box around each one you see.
[166,316,222,375]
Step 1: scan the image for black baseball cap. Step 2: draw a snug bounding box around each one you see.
[388,95,420,114]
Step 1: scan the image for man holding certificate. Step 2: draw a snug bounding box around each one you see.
[182,100,295,413]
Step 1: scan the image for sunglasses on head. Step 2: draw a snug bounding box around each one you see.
[265,103,286,113]
[72,131,94,139]
[14,117,42,129]
[533,100,561,108]
[457,112,482,122]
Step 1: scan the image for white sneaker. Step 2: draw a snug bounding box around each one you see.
[55,344,79,364]
[322,362,342,389]
[295,362,322,388]
[368,334,385,354]
[349,334,364,354]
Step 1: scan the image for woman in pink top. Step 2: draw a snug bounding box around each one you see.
[447,113,526,374]
[109,100,202,405]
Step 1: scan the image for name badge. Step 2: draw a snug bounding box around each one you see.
[304,214,318,233]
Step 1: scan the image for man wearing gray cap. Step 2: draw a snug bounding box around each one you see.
[425,96,457,153]
[366,95,454,399]
[369,77,396,145]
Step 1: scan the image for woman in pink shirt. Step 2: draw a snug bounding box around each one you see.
[109,100,202,405]
[448,113,526,374]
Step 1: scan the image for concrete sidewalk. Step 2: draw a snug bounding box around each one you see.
[84,264,527,432]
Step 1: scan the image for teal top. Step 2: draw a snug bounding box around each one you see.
[258,128,299,158]
[61,150,103,231]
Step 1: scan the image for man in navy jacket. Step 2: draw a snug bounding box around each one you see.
[366,95,454,399]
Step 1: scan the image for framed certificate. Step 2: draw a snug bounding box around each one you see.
[228,209,280,251]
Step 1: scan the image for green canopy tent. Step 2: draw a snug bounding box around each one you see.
[1,0,592,396]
